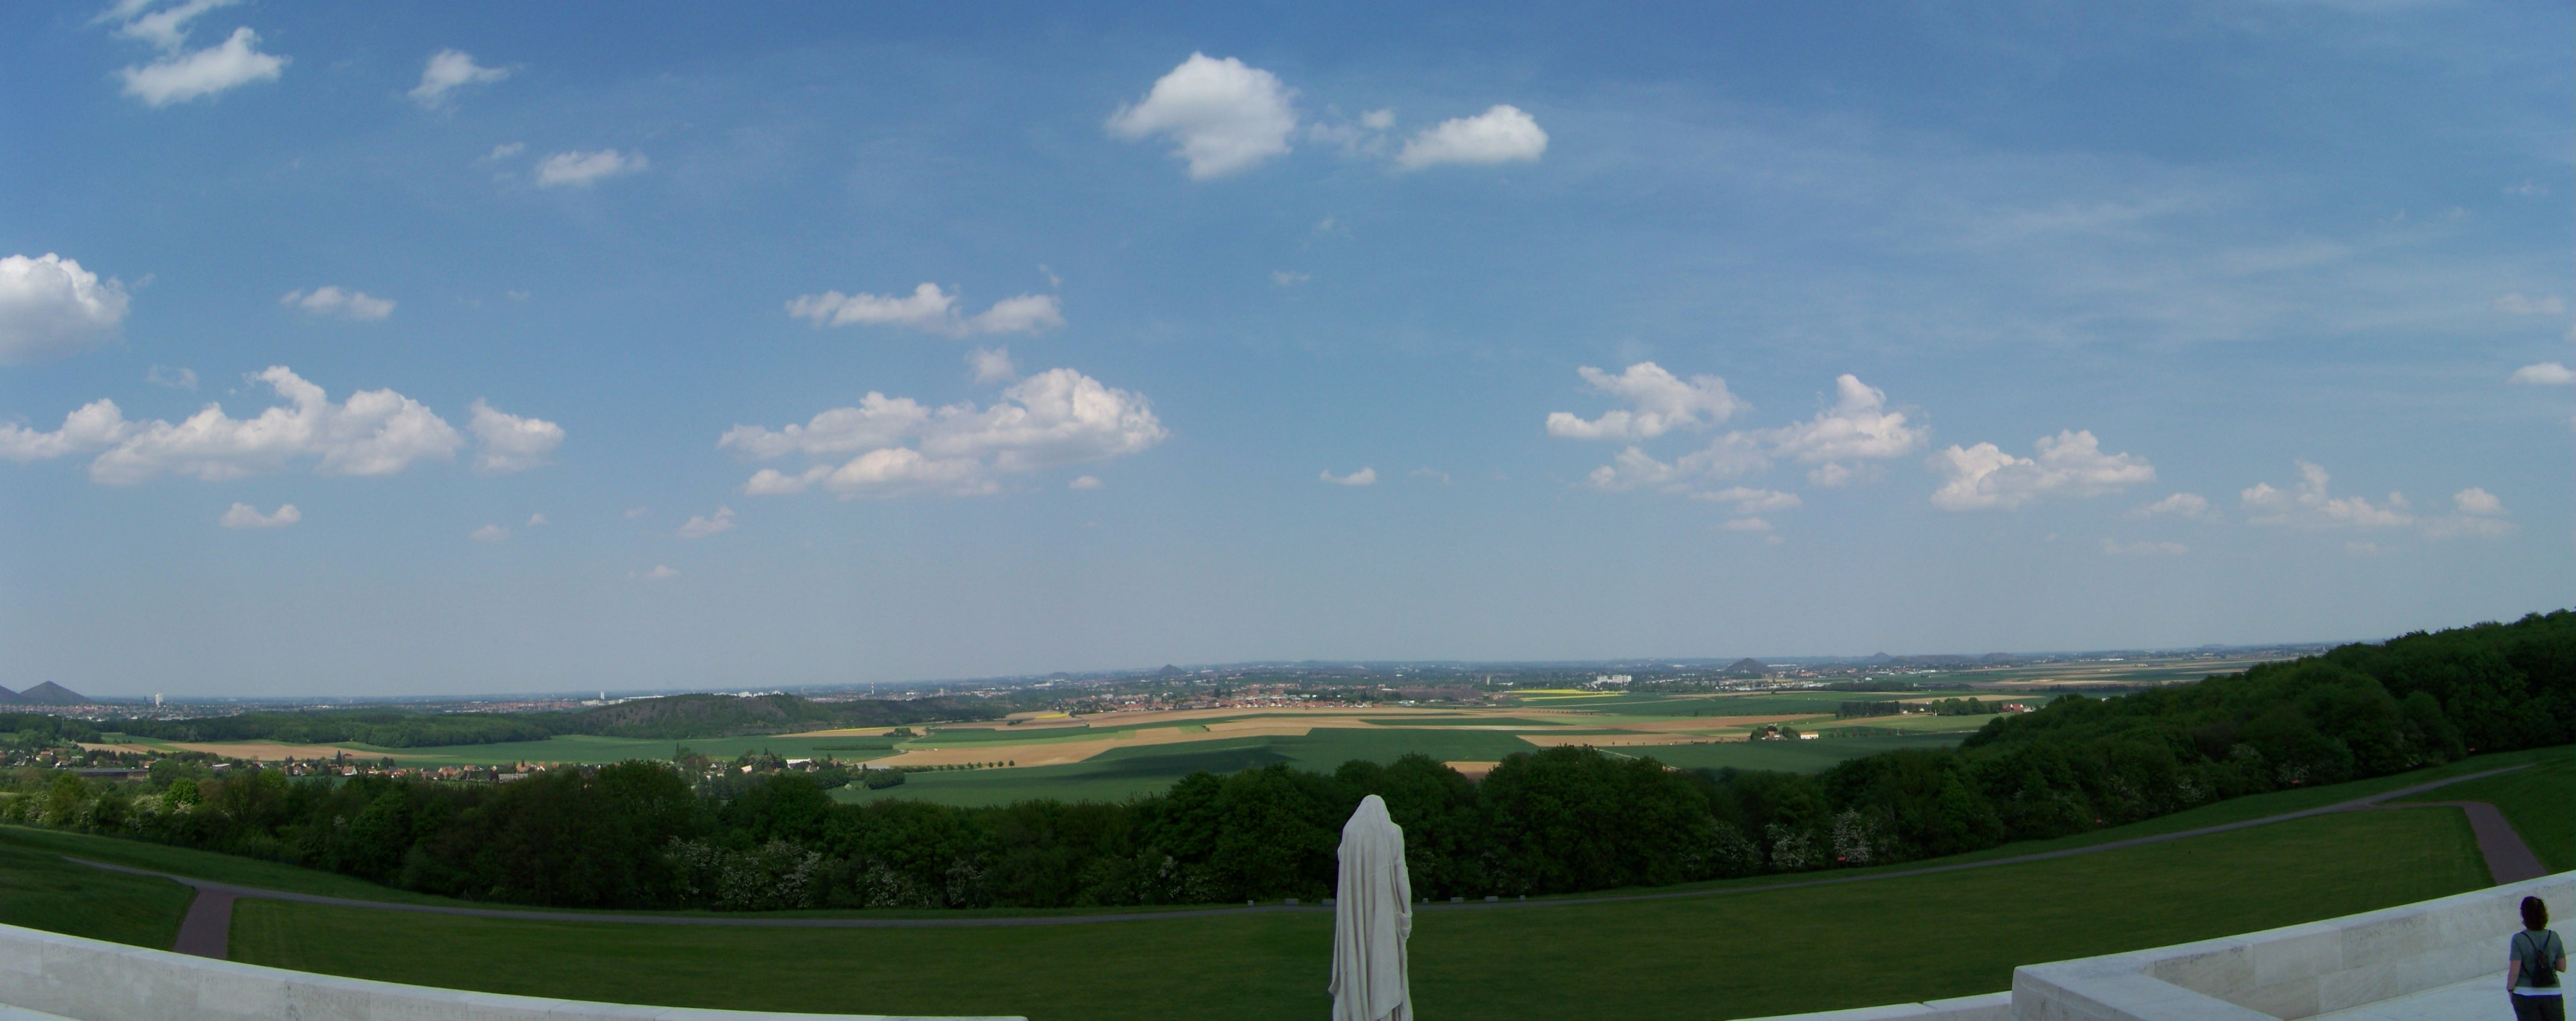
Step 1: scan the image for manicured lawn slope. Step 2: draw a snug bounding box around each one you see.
[2395,749,2575,870]
[0,835,192,949]
[229,807,2487,1021]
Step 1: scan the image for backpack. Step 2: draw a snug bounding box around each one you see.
[2522,930,2562,988]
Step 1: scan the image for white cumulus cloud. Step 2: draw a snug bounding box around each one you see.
[968,347,1018,384]
[1546,362,1741,441]
[786,284,1062,337]
[0,367,543,485]
[1321,467,1378,486]
[2132,492,2217,521]
[1930,430,2155,511]
[102,0,238,51]
[408,49,507,108]
[217,501,297,529]
[467,400,564,473]
[0,254,131,364]
[1396,105,1548,171]
[2510,362,2575,385]
[1107,53,1298,180]
[676,506,736,539]
[280,286,394,321]
[120,26,285,107]
[2422,487,2515,540]
[727,368,1167,498]
[535,149,647,187]
[1574,374,1919,500]
[2241,462,2411,529]
[1585,435,1769,494]
[1694,486,1802,515]
[1759,375,1927,464]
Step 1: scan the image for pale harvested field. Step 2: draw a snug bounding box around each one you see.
[76,742,163,756]
[160,741,385,762]
[1605,715,1825,732]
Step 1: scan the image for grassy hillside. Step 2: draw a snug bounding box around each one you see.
[226,805,2487,1021]
[0,835,192,949]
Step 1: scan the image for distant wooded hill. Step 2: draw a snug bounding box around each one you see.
[108,694,999,748]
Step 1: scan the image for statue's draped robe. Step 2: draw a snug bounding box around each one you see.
[1330,795,1413,1021]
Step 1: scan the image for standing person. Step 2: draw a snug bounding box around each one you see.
[2510,895,2567,1021]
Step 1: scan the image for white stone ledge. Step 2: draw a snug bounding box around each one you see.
[2011,872,2573,1021]
[1737,990,2010,1020]
[0,922,1021,1021]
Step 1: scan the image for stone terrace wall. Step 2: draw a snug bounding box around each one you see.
[2012,872,2573,1020]
[0,922,1020,1021]
[1745,872,2573,1021]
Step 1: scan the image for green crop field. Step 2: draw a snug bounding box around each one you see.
[1620,733,1968,772]
[224,805,2487,1021]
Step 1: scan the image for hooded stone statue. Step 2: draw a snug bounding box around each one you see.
[1330,794,1414,1021]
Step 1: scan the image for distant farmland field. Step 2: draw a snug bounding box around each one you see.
[92,692,2010,798]
[93,732,904,768]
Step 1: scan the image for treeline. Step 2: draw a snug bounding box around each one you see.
[6,610,2570,911]
[1927,697,2006,716]
[113,712,550,748]
[0,714,102,749]
[108,694,1001,749]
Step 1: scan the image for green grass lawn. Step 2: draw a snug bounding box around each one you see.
[227,806,2487,1021]
[2394,747,2575,870]
[0,833,193,949]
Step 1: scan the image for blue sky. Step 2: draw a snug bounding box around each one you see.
[1,2,2567,697]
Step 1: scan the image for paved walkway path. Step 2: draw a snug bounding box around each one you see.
[73,763,2542,945]
[169,889,233,958]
